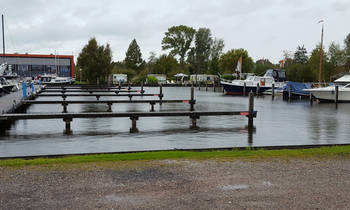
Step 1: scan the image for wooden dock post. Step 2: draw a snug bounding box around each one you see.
[62,102,68,113]
[107,102,112,112]
[335,85,339,108]
[272,83,275,99]
[309,93,313,106]
[248,92,254,131]
[159,84,163,105]
[190,86,195,111]
[190,115,200,130]
[130,116,139,133]
[256,83,260,96]
[63,118,72,135]
[118,81,121,90]
[128,83,131,90]
[243,82,246,96]
[150,102,155,112]
[141,82,144,94]
[206,82,208,91]
[288,84,292,102]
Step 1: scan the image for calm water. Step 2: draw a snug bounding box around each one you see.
[1,86,350,157]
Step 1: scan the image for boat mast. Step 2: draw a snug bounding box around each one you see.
[2,14,5,63]
[319,20,324,87]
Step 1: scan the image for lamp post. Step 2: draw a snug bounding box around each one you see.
[318,20,324,87]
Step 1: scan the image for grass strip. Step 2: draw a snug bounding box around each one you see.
[1,145,350,167]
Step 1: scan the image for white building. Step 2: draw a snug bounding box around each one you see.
[112,74,128,84]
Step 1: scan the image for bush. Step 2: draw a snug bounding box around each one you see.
[147,76,159,85]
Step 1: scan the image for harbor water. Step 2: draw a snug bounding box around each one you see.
[1,86,350,158]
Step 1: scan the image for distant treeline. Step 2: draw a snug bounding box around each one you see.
[76,25,350,84]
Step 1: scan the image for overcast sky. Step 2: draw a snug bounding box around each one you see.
[1,0,350,63]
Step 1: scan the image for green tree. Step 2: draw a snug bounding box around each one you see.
[194,28,213,74]
[153,54,179,78]
[125,39,144,72]
[294,45,308,64]
[161,25,196,68]
[208,38,225,75]
[77,37,112,84]
[218,49,254,74]
[328,42,345,75]
[286,63,314,82]
[254,59,275,76]
[308,44,330,82]
[344,33,350,71]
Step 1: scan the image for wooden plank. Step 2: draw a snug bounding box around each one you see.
[0,111,258,120]
[22,99,195,104]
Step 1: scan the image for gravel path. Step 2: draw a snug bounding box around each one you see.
[1,158,350,209]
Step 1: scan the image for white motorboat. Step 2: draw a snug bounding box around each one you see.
[304,83,350,102]
[38,74,72,85]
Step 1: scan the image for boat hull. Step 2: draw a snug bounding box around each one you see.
[305,86,350,102]
[221,81,271,95]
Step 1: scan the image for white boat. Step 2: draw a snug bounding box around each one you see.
[221,69,286,95]
[304,74,350,102]
[38,74,72,85]
[304,83,350,102]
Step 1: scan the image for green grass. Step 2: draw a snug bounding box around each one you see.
[1,146,350,167]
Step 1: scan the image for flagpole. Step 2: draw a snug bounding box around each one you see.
[318,20,324,87]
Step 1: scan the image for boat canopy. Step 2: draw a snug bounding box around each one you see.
[264,69,286,82]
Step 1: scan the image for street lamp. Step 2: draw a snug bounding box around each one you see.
[318,20,324,87]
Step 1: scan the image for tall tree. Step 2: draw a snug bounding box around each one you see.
[328,42,345,71]
[208,38,225,75]
[218,48,254,74]
[194,28,213,74]
[344,33,350,71]
[294,45,308,64]
[153,54,179,77]
[125,39,144,71]
[77,37,112,84]
[161,25,196,68]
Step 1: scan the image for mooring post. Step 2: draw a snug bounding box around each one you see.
[63,118,73,135]
[289,84,292,102]
[128,83,131,90]
[335,85,339,108]
[206,82,208,91]
[129,116,139,133]
[22,82,27,99]
[62,95,67,101]
[190,115,200,130]
[128,95,132,101]
[107,102,112,112]
[309,93,313,106]
[159,84,163,105]
[118,81,121,90]
[62,102,68,113]
[96,95,100,101]
[243,82,246,96]
[141,82,144,94]
[248,92,254,131]
[190,85,195,111]
[272,83,275,100]
[150,102,155,112]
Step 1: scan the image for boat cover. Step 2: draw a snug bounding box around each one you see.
[284,81,312,95]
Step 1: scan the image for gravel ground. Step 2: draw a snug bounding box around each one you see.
[1,157,350,209]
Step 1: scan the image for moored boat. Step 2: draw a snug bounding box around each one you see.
[221,69,286,95]
[304,84,350,102]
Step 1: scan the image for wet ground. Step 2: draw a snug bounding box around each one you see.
[1,157,350,209]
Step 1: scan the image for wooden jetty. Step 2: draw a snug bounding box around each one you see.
[22,99,196,112]
[0,89,257,134]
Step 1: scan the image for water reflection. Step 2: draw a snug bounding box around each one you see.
[1,87,350,157]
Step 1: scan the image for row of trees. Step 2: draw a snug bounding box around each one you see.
[76,25,350,84]
[284,33,350,82]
